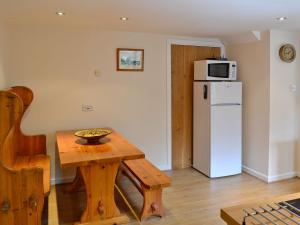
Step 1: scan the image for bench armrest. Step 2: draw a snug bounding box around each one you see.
[20,134,47,156]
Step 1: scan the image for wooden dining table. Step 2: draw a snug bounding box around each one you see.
[56,129,145,225]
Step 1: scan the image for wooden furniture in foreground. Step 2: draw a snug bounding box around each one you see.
[0,86,51,225]
[171,45,221,169]
[56,129,145,225]
[221,192,300,225]
[119,158,171,221]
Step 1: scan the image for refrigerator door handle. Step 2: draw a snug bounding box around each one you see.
[203,84,208,99]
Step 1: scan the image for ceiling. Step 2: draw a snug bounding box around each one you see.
[0,0,300,37]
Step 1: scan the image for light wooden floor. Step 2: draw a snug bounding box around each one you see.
[45,168,300,225]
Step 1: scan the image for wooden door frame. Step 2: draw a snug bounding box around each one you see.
[166,39,225,170]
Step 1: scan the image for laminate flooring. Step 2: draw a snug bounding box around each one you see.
[44,168,300,225]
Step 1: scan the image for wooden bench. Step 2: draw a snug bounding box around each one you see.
[0,86,50,225]
[119,158,171,221]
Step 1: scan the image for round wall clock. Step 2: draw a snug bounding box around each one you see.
[279,44,296,63]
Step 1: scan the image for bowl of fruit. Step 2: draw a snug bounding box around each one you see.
[74,128,112,144]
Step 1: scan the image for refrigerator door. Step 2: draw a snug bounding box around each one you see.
[210,82,242,105]
[193,82,210,176]
[210,104,242,177]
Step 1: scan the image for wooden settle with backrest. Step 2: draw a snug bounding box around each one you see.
[119,158,171,221]
[0,86,50,225]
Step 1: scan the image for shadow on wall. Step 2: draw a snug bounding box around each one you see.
[0,23,7,89]
[295,141,300,175]
[0,47,7,89]
[269,141,296,180]
[54,146,76,184]
[48,131,76,184]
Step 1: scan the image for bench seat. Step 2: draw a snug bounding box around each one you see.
[13,155,51,195]
[120,158,171,221]
[123,158,171,190]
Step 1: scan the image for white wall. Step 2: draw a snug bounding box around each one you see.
[0,23,6,89]
[5,24,223,183]
[226,32,270,180]
[6,26,167,182]
[297,35,300,175]
[227,30,300,182]
[268,30,300,180]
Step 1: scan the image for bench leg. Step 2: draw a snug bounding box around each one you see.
[140,187,165,221]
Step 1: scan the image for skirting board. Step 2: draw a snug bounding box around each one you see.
[268,171,296,183]
[157,164,171,171]
[242,165,297,183]
[242,165,269,182]
[51,164,170,185]
[51,176,74,185]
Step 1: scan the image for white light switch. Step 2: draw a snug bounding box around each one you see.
[289,84,297,92]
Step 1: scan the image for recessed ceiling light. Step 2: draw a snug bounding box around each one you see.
[276,17,287,21]
[56,12,66,16]
[120,17,129,21]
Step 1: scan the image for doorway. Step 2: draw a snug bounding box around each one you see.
[171,44,221,169]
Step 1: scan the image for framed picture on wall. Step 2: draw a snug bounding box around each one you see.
[117,48,144,71]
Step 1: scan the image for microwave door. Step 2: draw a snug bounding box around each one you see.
[208,63,230,79]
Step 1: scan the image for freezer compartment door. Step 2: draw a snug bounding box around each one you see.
[210,104,242,178]
[210,82,242,105]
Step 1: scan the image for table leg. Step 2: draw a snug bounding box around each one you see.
[75,161,129,225]
[65,168,84,193]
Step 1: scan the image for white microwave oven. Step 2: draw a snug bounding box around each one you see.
[194,60,237,81]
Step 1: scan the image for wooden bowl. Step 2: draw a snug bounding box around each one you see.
[74,128,112,144]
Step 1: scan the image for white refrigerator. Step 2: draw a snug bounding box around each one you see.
[193,81,242,178]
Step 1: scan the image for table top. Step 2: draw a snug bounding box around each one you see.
[221,192,300,225]
[56,129,145,168]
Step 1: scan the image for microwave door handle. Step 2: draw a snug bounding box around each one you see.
[203,84,208,99]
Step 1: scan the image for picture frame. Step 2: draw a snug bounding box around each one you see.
[117,48,144,71]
